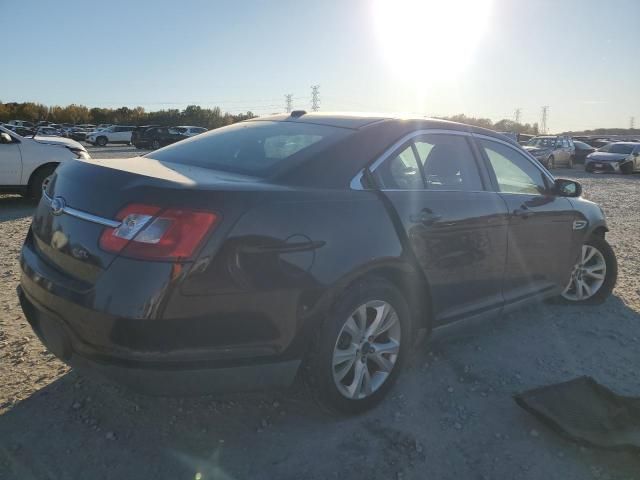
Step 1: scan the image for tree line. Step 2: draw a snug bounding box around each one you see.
[437,114,540,135]
[0,102,256,129]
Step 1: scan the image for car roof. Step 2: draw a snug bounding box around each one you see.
[246,112,512,139]
[608,141,640,146]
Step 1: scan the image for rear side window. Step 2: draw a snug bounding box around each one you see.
[376,145,424,189]
[414,134,483,191]
[146,121,352,177]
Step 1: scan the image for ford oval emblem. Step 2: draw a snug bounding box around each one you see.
[50,196,66,216]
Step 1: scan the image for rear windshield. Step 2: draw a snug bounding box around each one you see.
[145,121,352,177]
[598,143,635,154]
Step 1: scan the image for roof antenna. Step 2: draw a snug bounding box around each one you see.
[290,110,307,118]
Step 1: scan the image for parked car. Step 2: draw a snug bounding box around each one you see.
[133,126,185,150]
[4,124,36,137]
[86,125,135,146]
[585,142,640,174]
[35,126,63,136]
[7,120,35,128]
[523,135,575,168]
[172,125,207,137]
[131,125,161,148]
[18,113,617,413]
[0,125,89,198]
[572,140,596,164]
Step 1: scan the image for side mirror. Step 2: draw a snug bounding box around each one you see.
[554,178,582,197]
[0,132,12,144]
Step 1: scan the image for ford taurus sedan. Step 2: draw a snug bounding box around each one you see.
[18,113,617,413]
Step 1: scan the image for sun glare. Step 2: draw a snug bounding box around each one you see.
[372,0,493,81]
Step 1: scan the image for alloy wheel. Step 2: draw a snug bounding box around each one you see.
[332,300,401,400]
[562,245,607,301]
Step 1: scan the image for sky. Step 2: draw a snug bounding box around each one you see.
[1,0,639,132]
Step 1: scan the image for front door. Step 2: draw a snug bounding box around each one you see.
[476,137,577,302]
[373,132,509,323]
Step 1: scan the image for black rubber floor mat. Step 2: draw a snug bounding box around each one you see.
[515,376,640,451]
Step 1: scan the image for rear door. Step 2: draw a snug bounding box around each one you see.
[371,130,509,324]
[0,135,22,185]
[475,136,577,302]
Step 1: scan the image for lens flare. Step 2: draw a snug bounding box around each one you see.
[372,0,493,82]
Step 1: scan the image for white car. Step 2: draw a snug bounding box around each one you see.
[171,125,208,137]
[0,125,90,199]
[85,125,135,146]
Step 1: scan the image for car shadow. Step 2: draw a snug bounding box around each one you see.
[1,295,640,480]
[0,195,35,222]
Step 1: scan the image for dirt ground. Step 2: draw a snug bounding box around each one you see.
[1,155,639,479]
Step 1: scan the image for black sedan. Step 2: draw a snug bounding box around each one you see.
[18,113,617,413]
[572,140,596,164]
[132,126,185,150]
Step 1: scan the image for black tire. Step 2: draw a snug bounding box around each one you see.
[306,277,412,414]
[558,235,617,305]
[28,165,57,200]
[96,136,108,147]
[621,162,633,175]
[151,139,161,150]
[567,155,574,169]
[548,156,555,169]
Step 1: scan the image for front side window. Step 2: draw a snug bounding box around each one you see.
[480,139,549,195]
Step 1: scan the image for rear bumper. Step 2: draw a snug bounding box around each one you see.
[19,286,300,395]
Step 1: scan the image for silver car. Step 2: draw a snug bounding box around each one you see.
[585,142,640,174]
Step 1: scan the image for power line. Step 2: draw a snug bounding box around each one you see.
[514,108,521,124]
[285,94,293,113]
[540,106,549,134]
[311,85,320,112]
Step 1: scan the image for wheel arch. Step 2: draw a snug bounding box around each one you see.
[27,162,59,190]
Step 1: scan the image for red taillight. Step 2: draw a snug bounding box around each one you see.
[99,204,218,261]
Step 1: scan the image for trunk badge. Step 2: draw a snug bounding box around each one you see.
[50,197,66,216]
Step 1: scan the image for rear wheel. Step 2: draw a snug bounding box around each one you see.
[306,277,411,413]
[548,156,555,169]
[151,139,161,150]
[560,235,617,305]
[96,136,108,147]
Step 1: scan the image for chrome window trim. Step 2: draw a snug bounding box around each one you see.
[350,129,474,191]
[472,133,557,186]
[42,191,121,228]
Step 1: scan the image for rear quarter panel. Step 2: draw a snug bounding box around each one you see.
[174,189,407,357]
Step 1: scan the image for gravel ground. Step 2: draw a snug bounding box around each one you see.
[1,157,639,479]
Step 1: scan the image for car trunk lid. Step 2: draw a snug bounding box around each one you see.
[31,157,268,284]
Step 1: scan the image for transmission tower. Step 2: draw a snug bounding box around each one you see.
[630,116,636,130]
[514,108,521,124]
[540,106,549,134]
[311,85,320,111]
[285,94,293,113]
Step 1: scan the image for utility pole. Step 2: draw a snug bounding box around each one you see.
[541,106,549,134]
[630,116,636,130]
[514,108,521,124]
[311,85,320,112]
[285,94,293,113]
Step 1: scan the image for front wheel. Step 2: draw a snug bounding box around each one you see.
[151,139,161,150]
[96,136,108,147]
[620,162,633,175]
[306,277,411,413]
[560,235,617,304]
[567,155,574,169]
